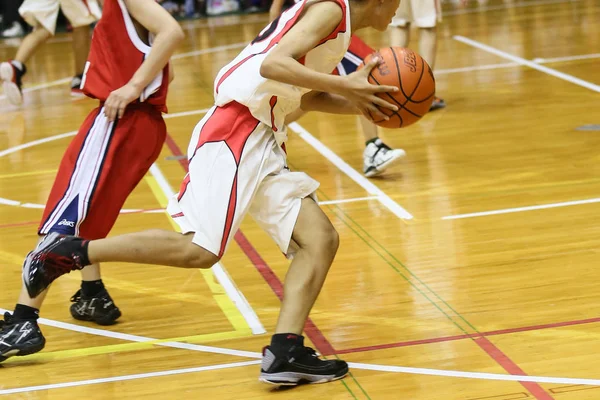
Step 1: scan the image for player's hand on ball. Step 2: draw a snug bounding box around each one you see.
[104,82,142,122]
[341,57,399,121]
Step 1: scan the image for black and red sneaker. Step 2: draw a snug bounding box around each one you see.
[0,60,25,105]
[22,233,90,298]
[259,344,348,385]
[429,96,446,111]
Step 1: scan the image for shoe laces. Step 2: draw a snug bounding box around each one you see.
[0,312,13,329]
[289,345,318,361]
[70,289,82,303]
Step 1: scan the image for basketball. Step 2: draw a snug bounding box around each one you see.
[359,47,436,129]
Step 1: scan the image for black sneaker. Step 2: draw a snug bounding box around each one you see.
[0,60,26,106]
[23,232,90,298]
[70,289,122,326]
[259,345,349,385]
[0,312,45,362]
[429,96,446,111]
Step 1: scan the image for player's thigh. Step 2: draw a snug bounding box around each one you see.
[19,0,60,34]
[59,0,101,28]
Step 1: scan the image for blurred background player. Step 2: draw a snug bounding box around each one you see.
[0,0,183,361]
[0,0,102,105]
[269,0,406,178]
[389,0,445,110]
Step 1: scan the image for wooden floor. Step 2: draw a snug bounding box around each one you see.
[1,0,600,398]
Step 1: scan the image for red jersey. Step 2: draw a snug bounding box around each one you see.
[81,0,169,113]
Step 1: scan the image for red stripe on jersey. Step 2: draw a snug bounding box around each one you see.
[191,102,259,165]
[347,35,374,59]
[216,3,306,93]
[269,96,278,132]
[316,0,348,46]
[177,173,191,201]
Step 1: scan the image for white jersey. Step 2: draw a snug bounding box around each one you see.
[214,0,351,144]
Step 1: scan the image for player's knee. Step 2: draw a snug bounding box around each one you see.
[312,221,340,261]
[181,242,219,269]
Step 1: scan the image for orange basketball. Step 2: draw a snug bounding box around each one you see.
[358,47,436,129]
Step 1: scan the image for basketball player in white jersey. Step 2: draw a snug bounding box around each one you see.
[270,0,406,178]
[22,0,401,385]
[0,0,101,105]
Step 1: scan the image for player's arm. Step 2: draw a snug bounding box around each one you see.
[104,0,184,121]
[299,91,357,115]
[269,0,286,21]
[168,61,175,83]
[260,1,398,120]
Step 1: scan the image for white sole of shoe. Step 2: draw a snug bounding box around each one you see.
[0,62,23,106]
[364,149,407,178]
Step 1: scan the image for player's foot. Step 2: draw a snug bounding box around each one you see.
[22,232,91,298]
[0,60,26,105]
[0,312,45,362]
[70,288,122,325]
[429,96,446,111]
[70,73,85,98]
[259,345,348,385]
[363,138,406,178]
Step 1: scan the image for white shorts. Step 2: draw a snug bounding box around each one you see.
[167,102,320,258]
[390,0,441,28]
[19,0,101,35]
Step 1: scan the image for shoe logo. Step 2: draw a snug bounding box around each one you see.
[58,219,75,227]
[16,322,32,344]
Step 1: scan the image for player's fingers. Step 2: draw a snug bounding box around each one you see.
[371,96,398,111]
[366,103,389,121]
[105,103,116,122]
[373,84,399,93]
[362,57,381,74]
[117,102,126,120]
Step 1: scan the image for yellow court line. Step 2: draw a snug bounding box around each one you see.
[144,175,252,336]
[3,330,251,364]
[0,169,56,179]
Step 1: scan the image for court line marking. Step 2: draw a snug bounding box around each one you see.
[454,36,600,93]
[0,360,263,396]
[443,197,600,220]
[288,122,414,220]
[0,307,261,359]
[2,358,599,396]
[319,196,379,205]
[147,164,266,336]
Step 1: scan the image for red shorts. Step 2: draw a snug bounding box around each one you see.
[38,103,166,240]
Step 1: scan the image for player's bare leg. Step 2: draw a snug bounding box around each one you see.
[418,26,445,110]
[261,197,348,385]
[1,25,51,105]
[389,22,410,47]
[70,25,92,97]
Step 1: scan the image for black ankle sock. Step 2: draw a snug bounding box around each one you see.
[13,304,39,321]
[81,279,105,297]
[365,137,379,146]
[270,333,304,354]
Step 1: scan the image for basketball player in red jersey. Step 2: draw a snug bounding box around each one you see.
[0,0,184,361]
[22,0,400,385]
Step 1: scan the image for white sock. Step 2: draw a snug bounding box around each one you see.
[10,60,24,72]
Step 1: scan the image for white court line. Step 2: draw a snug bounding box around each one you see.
[0,130,76,158]
[163,108,211,119]
[2,358,599,395]
[443,197,600,220]
[454,35,600,93]
[0,360,262,396]
[171,43,246,60]
[347,362,600,386]
[444,0,581,16]
[319,196,379,205]
[533,53,600,63]
[288,122,414,220]
[0,307,261,359]
[148,164,266,335]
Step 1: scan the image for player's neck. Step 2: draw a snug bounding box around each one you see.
[349,1,373,32]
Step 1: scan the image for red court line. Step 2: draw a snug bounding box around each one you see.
[337,316,600,355]
[475,337,554,400]
[165,132,336,356]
